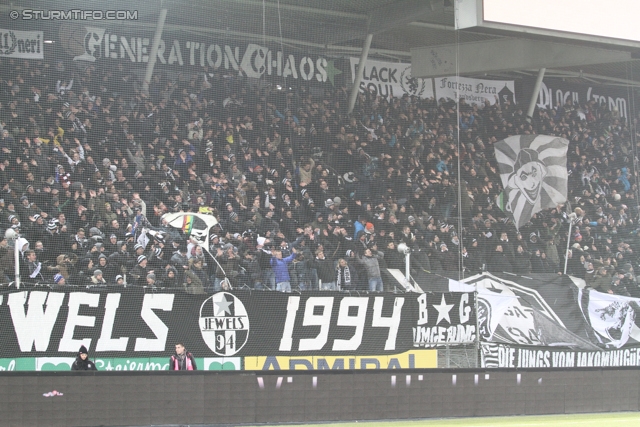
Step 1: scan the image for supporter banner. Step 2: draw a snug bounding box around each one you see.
[59,24,341,84]
[0,356,241,371]
[434,76,515,107]
[349,57,434,99]
[535,79,630,118]
[0,29,44,59]
[0,288,474,361]
[456,272,640,350]
[244,349,436,370]
[412,292,476,346]
[481,343,640,369]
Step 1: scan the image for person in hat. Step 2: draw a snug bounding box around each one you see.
[364,222,375,235]
[134,243,145,258]
[71,345,97,371]
[42,219,65,263]
[148,246,166,271]
[129,255,149,287]
[88,269,107,286]
[169,342,197,371]
[323,198,335,215]
[53,273,66,286]
[146,272,157,287]
[528,231,543,252]
[170,244,190,276]
[437,242,459,272]
[104,233,119,254]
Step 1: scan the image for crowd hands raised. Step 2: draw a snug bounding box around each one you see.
[0,56,639,295]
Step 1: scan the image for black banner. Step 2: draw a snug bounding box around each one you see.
[527,78,631,118]
[482,342,640,369]
[0,288,475,358]
[453,272,640,350]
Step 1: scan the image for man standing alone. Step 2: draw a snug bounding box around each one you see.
[169,343,197,370]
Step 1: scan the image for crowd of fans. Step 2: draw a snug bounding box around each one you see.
[0,56,639,295]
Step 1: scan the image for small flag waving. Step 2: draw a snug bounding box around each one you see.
[162,212,218,253]
[494,135,569,230]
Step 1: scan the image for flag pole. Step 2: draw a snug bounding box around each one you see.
[563,212,577,275]
[14,236,20,289]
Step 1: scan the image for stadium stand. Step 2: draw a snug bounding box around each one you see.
[0,55,637,296]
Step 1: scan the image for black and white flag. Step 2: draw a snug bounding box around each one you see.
[162,212,219,250]
[579,288,640,349]
[494,135,569,230]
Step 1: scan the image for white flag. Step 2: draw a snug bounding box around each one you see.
[494,135,569,229]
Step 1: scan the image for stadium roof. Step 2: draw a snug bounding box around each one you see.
[3,0,640,87]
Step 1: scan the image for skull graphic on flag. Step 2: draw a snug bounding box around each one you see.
[162,212,218,249]
[494,135,569,230]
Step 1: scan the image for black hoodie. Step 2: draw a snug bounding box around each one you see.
[71,345,97,371]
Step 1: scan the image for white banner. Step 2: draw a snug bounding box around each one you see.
[63,26,337,83]
[433,76,515,107]
[0,29,44,59]
[536,80,629,118]
[349,57,434,99]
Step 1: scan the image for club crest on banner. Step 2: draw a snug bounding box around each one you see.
[400,66,427,98]
[477,298,493,341]
[494,135,569,230]
[199,292,250,356]
[458,273,568,347]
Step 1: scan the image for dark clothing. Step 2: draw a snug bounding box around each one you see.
[71,355,97,371]
[1,52,634,294]
[512,251,532,275]
[438,250,459,271]
[129,264,148,287]
[488,252,513,273]
[169,352,197,370]
[308,256,335,282]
